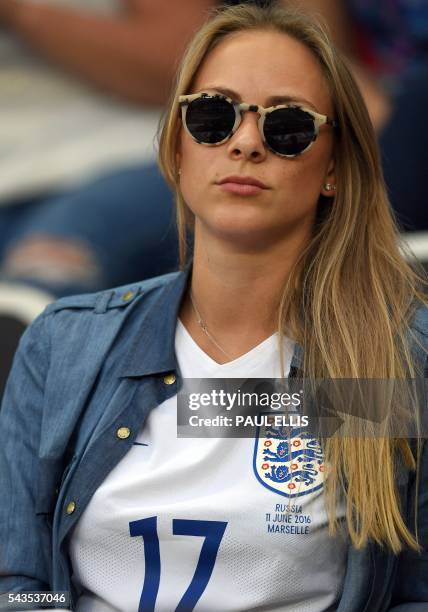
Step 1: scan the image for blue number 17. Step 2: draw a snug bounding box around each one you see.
[129,517,227,612]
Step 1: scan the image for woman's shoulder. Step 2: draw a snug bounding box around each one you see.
[43,269,185,319]
[409,300,428,338]
[18,269,187,364]
[408,301,428,373]
[11,269,188,388]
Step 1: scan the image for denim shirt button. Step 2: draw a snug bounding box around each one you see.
[116,427,131,439]
[122,291,135,302]
[66,501,76,515]
[163,373,176,385]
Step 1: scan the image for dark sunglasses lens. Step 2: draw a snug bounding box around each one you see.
[264,107,315,155]
[185,96,235,144]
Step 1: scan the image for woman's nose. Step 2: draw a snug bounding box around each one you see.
[226,111,267,162]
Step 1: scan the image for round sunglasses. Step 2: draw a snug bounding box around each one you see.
[179,92,338,158]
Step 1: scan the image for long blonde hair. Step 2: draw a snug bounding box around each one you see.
[158,3,427,552]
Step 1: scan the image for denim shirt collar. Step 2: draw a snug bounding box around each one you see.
[118,266,190,378]
[118,263,304,378]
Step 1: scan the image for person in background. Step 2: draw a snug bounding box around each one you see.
[0,0,215,393]
[285,0,428,233]
[0,0,218,284]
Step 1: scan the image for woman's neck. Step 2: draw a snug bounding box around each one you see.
[179,234,303,363]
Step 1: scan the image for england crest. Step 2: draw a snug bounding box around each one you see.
[253,415,325,497]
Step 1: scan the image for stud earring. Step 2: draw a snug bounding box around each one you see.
[324,183,336,192]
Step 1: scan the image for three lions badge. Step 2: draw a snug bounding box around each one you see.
[253,416,325,497]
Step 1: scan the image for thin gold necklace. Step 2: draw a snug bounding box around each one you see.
[189,289,233,360]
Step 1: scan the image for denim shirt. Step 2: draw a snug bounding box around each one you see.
[0,268,427,612]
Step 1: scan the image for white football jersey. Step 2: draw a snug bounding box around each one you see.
[69,321,347,611]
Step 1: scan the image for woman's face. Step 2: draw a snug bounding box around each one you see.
[178,29,336,249]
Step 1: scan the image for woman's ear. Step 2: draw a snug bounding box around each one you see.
[320,157,336,197]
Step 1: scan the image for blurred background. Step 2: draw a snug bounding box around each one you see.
[0,0,427,395]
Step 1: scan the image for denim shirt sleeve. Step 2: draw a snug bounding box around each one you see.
[0,273,182,599]
[0,311,53,592]
[389,325,428,610]
[389,442,428,610]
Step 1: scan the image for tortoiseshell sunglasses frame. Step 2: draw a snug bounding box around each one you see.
[179,92,338,158]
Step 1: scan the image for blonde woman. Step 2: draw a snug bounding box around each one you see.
[0,4,427,612]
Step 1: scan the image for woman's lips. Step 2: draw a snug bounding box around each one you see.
[219,182,265,196]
